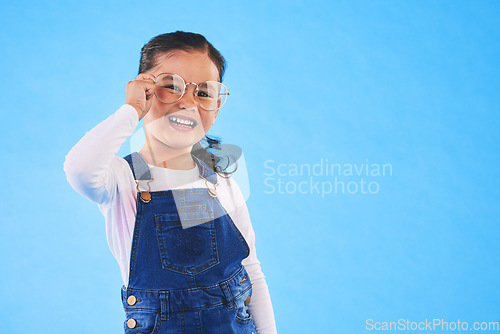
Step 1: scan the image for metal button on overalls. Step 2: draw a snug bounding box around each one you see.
[127,295,137,306]
[126,318,137,329]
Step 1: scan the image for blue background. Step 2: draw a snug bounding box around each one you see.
[1,1,499,333]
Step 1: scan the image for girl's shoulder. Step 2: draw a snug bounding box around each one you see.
[217,172,248,209]
[110,154,138,192]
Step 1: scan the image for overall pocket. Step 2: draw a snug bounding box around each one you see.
[155,206,219,275]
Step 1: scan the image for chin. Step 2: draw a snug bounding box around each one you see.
[157,131,206,150]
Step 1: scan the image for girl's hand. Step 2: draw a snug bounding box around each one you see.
[126,73,156,121]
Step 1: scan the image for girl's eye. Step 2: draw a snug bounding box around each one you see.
[163,85,182,92]
[198,82,220,99]
[197,90,212,98]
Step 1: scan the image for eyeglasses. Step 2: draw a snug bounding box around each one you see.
[154,73,229,111]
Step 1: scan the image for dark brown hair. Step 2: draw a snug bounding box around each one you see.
[139,31,226,82]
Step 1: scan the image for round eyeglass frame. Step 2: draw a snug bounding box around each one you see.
[153,73,230,111]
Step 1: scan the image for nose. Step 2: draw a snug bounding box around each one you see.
[178,84,198,110]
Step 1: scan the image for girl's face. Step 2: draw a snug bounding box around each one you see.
[143,50,220,150]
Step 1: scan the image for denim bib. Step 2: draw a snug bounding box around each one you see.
[120,152,257,334]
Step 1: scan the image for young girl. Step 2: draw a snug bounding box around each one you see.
[64,31,277,334]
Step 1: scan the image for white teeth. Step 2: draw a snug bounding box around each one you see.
[170,116,195,127]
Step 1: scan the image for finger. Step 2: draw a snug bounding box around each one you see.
[136,73,156,83]
[129,79,156,91]
[145,96,153,112]
[145,87,154,100]
[134,79,155,100]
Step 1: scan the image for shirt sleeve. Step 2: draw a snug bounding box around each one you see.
[224,176,278,334]
[63,104,139,204]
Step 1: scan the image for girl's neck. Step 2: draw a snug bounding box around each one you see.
[139,134,196,170]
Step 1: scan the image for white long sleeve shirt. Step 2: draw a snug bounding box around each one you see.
[63,104,277,334]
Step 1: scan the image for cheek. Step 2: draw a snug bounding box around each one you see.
[199,114,215,131]
[146,104,170,122]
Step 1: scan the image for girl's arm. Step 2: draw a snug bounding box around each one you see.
[64,73,154,203]
[63,104,139,204]
[224,176,278,334]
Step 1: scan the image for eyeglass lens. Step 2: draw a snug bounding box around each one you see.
[155,73,228,111]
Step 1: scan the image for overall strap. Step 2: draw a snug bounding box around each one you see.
[123,152,152,180]
[192,155,217,185]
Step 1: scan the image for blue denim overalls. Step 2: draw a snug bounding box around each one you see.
[120,152,257,334]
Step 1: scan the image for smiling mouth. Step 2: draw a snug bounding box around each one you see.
[168,115,198,130]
